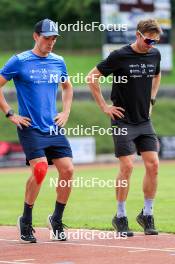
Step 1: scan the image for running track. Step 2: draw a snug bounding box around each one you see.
[0,227,175,264]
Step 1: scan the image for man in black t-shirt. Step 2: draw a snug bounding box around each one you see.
[87,19,162,237]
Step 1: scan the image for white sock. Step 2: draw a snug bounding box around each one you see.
[117,201,127,218]
[143,199,154,215]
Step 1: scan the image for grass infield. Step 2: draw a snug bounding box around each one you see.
[0,162,174,233]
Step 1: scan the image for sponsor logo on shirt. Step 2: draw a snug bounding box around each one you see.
[29,68,61,84]
[129,63,156,78]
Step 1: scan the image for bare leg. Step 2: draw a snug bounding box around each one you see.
[112,154,135,237]
[116,154,135,202]
[142,151,159,200]
[136,151,159,235]
[25,157,48,204]
[52,157,74,204]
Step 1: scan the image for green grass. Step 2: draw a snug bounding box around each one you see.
[0,51,175,86]
[160,49,175,84]
[152,99,175,135]
[0,162,174,233]
[0,100,175,153]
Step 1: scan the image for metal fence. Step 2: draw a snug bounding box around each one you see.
[0,30,102,51]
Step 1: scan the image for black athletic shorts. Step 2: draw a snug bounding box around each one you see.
[17,126,72,165]
[111,119,158,157]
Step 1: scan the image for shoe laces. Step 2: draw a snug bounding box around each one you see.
[119,217,129,229]
[54,220,68,232]
[145,215,155,229]
[24,223,35,236]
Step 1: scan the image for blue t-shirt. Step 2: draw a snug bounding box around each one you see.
[0,50,68,132]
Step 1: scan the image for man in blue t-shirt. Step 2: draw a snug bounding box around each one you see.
[0,19,73,243]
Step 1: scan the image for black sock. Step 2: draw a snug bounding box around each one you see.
[22,202,33,224]
[52,201,66,222]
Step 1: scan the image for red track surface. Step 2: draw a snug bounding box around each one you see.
[0,226,175,264]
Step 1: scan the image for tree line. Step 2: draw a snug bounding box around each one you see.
[0,0,174,29]
[0,0,100,29]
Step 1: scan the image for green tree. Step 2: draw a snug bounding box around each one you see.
[0,0,100,29]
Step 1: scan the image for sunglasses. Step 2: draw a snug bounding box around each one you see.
[138,30,160,45]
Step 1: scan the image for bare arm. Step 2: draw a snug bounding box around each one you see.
[87,67,124,120]
[149,72,161,116]
[151,72,161,98]
[0,75,12,113]
[54,79,73,127]
[0,75,31,128]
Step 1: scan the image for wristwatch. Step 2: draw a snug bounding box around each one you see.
[5,109,15,118]
[151,98,156,106]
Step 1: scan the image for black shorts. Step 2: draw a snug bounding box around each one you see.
[111,119,158,158]
[17,127,72,165]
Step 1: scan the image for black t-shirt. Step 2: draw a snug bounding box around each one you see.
[97,44,161,124]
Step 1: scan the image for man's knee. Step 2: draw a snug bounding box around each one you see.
[33,161,48,184]
[120,160,134,177]
[145,159,159,176]
[60,164,74,180]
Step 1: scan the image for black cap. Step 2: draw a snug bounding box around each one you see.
[34,18,60,36]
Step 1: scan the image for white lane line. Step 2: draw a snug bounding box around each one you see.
[128,249,152,253]
[129,248,175,254]
[0,262,19,264]
[0,239,19,242]
[14,260,35,262]
[0,261,33,264]
[0,237,175,255]
[54,262,74,264]
[40,240,175,254]
[128,247,175,253]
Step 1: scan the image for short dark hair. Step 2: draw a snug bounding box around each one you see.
[137,19,162,35]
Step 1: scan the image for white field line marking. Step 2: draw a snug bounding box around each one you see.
[0,239,18,242]
[0,261,33,264]
[134,247,175,254]
[14,260,35,262]
[54,262,74,264]
[0,237,175,255]
[129,246,175,253]
[41,240,175,254]
[128,249,152,253]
